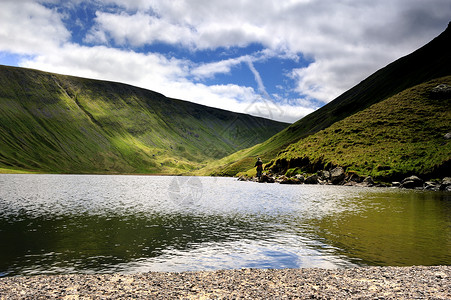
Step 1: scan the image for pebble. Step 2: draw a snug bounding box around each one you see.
[0,266,449,299]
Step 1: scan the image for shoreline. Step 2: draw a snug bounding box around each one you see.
[1,266,449,299]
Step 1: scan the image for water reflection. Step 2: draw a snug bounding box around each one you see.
[0,174,449,276]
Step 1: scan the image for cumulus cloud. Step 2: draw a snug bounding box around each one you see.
[1,0,449,123]
[84,0,450,105]
[0,0,70,55]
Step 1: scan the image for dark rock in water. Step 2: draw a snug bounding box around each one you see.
[259,174,275,183]
[305,174,319,184]
[400,175,423,189]
[294,174,305,183]
[347,173,363,183]
[238,175,250,181]
[280,177,302,184]
[330,167,345,185]
[318,170,330,181]
[440,177,451,191]
[275,175,287,183]
[363,176,374,184]
[362,176,375,186]
[425,181,440,191]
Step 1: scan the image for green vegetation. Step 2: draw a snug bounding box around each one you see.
[0,65,288,174]
[270,77,451,181]
[199,23,451,178]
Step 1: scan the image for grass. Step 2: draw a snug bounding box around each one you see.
[196,24,451,177]
[0,65,288,174]
[271,77,451,181]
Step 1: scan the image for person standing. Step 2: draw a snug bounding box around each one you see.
[255,157,263,179]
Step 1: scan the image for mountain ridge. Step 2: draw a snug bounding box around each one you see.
[202,22,451,177]
[0,65,288,174]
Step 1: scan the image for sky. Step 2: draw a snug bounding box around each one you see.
[0,1,450,123]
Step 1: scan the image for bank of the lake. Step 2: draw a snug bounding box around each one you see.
[0,266,449,299]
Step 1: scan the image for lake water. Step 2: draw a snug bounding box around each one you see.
[0,174,450,277]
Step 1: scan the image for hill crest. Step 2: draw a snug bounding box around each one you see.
[0,65,288,174]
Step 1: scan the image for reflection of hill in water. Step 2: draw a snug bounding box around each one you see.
[1,175,450,276]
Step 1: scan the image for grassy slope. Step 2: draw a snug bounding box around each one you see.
[270,77,451,181]
[200,22,451,176]
[0,66,288,174]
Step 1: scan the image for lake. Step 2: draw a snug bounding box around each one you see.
[0,174,450,277]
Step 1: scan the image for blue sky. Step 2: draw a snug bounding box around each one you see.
[0,1,449,122]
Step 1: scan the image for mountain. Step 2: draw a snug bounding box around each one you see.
[270,76,451,181]
[0,65,288,174]
[203,22,451,177]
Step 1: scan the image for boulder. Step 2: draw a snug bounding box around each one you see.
[363,176,374,185]
[319,170,330,181]
[440,177,451,191]
[400,175,423,189]
[330,167,345,185]
[424,181,440,191]
[354,176,375,187]
[304,174,319,184]
[430,84,451,99]
[280,177,302,184]
[444,132,451,140]
[238,175,250,181]
[347,173,362,183]
[275,175,287,183]
[295,174,305,183]
[259,174,275,183]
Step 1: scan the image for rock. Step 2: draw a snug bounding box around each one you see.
[440,177,451,191]
[346,173,362,183]
[259,174,275,183]
[391,182,401,187]
[430,84,451,99]
[318,170,330,181]
[330,167,345,185]
[400,175,423,189]
[304,174,319,184]
[280,177,302,184]
[294,174,305,183]
[424,181,439,191]
[444,132,451,140]
[275,175,287,183]
[353,176,375,187]
[238,175,249,181]
[363,176,374,185]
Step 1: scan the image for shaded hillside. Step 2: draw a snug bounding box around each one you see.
[204,22,451,176]
[0,65,288,174]
[269,77,451,181]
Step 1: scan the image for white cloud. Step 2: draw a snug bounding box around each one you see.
[18,42,300,122]
[85,11,196,47]
[190,57,244,80]
[86,0,450,105]
[1,0,450,123]
[0,0,70,55]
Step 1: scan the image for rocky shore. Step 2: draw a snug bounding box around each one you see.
[0,266,449,299]
[239,167,451,192]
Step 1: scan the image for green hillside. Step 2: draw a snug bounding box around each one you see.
[202,22,451,176]
[0,65,288,174]
[269,77,451,181]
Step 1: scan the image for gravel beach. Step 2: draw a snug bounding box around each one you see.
[0,266,449,299]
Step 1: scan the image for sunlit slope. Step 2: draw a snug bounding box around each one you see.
[270,77,451,181]
[0,65,288,174]
[202,22,451,176]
